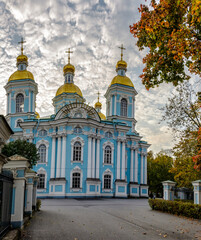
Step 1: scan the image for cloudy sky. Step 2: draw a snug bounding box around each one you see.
[0,0,199,153]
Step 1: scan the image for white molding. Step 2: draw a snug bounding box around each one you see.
[70,166,83,189]
[37,167,47,189]
[71,136,85,163]
[36,139,49,164]
[102,169,113,191]
[15,118,23,128]
[102,141,114,165]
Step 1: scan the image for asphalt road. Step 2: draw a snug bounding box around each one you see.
[21,199,201,240]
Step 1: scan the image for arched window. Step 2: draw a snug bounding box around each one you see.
[39,130,47,137]
[72,172,80,188]
[120,98,127,117]
[38,144,46,163]
[104,175,111,189]
[73,142,81,161]
[104,146,112,164]
[68,75,71,82]
[16,119,22,127]
[105,131,112,138]
[16,93,24,113]
[37,174,45,189]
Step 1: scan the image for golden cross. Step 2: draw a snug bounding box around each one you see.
[118,44,126,61]
[18,37,26,55]
[66,48,73,64]
[97,91,100,102]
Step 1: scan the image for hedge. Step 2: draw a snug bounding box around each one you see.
[148,199,201,219]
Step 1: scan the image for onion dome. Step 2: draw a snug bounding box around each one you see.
[109,75,134,88]
[63,63,75,75]
[56,83,83,97]
[95,101,102,108]
[9,70,34,82]
[8,38,34,82]
[116,60,127,70]
[94,92,106,120]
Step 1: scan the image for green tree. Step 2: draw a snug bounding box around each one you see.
[130,0,201,89]
[170,134,201,187]
[148,150,174,197]
[2,139,39,168]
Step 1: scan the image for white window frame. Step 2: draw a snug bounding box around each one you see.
[16,93,25,113]
[70,166,83,191]
[15,118,23,128]
[71,136,84,163]
[36,139,49,164]
[102,141,114,165]
[102,169,113,191]
[120,98,128,117]
[38,144,46,163]
[37,167,47,190]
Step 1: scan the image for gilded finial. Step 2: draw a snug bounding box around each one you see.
[97,91,100,102]
[18,37,26,55]
[66,48,73,64]
[118,44,126,61]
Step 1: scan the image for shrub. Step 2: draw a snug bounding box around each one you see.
[36,199,41,211]
[148,199,201,219]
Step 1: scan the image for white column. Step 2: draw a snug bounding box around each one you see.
[9,93,11,113]
[51,137,56,178]
[61,135,66,178]
[96,138,100,179]
[56,136,61,178]
[87,137,92,178]
[144,154,147,184]
[114,94,116,115]
[92,138,96,178]
[130,149,134,182]
[29,91,31,112]
[134,149,138,183]
[25,182,33,214]
[110,96,112,116]
[117,141,121,179]
[133,98,135,118]
[121,141,125,180]
[141,154,144,184]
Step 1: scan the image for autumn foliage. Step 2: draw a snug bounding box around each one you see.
[130,0,201,90]
[192,127,201,171]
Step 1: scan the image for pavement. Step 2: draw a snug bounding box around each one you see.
[21,198,201,240]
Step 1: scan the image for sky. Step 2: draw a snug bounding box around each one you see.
[0,0,199,153]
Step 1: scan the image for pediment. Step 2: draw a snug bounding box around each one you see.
[55,102,100,122]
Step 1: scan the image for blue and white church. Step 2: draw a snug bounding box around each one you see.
[4,41,150,198]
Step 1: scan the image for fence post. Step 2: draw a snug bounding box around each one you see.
[192,180,201,205]
[25,170,36,216]
[162,180,176,200]
[3,154,30,228]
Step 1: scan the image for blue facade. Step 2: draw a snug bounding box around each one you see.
[5,50,150,198]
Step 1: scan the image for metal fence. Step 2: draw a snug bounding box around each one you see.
[0,170,13,238]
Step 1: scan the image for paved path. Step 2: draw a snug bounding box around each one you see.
[21,199,201,240]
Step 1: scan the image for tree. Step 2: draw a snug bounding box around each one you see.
[161,82,201,135]
[130,0,201,90]
[148,150,174,197]
[170,134,201,187]
[2,139,39,168]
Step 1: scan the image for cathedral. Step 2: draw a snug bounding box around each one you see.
[4,40,149,198]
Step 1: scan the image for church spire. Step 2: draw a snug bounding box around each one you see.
[116,44,127,75]
[63,48,75,83]
[16,37,28,69]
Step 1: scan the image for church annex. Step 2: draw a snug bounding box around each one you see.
[4,40,150,198]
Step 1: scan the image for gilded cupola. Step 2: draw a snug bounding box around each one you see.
[109,44,134,88]
[8,38,34,82]
[94,92,106,120]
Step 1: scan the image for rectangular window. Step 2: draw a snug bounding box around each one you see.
[37,174,45,189]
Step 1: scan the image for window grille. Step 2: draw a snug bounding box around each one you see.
[72,172,80,188]
[16,119,22,127]
[37,174,45,189]
[73,127,82,134]
[39,130,47,137]
[73,142,81,161]
[38,144,46,163]
[104,146,112,164]
[104,175,111,189]
[120,98,127,117]
[105,131,112,138]
[16,94,24,113]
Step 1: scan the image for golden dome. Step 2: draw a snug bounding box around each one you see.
[56,83,83,97]
[8,70,34,82]
[109,75,134,88]
[116,60,127,69]
[98,112,106,120]
[35,112,40,119]
[17,54,28,65]
[63,63,75,75]
[95,101,102,108]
